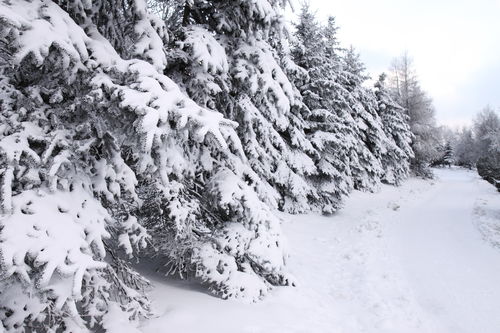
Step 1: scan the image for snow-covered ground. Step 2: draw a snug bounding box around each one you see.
[139,168,500,333]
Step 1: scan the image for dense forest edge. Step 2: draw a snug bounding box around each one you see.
[0,0,498,331]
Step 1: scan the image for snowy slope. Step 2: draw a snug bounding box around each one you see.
[140,168,500,333]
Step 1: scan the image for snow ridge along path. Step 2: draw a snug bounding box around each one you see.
[141,168,500,333]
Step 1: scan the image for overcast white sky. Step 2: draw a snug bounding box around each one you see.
[286,0,500,127]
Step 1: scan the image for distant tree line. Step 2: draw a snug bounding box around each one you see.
[433,106,500,190]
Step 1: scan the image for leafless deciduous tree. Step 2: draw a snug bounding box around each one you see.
[388,52,439,177]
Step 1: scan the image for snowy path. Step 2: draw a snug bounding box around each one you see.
[141,168,500,333]
[385,168,500,332]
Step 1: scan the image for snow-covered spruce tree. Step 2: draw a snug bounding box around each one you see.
[0,1,155,330]
[432,139,455,167]
[66,0,291,302]
[374,73,413,185]
[0,0,290,331]
[340,46,389,191]
[163,0,319,213]
[442,142,454,167]
[291,8,357,212]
